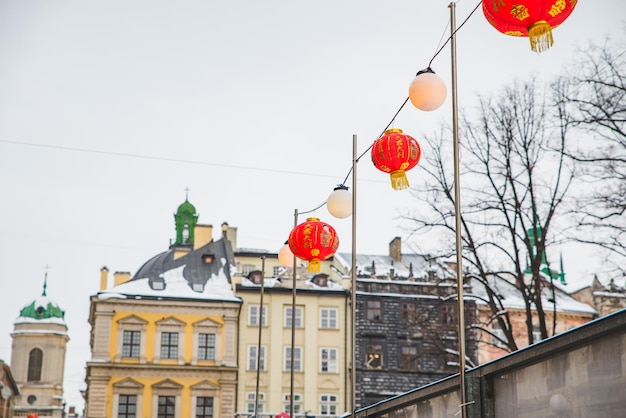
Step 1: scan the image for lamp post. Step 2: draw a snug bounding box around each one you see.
[254,256,266,418]
[327,135,357,416]
[449,3,468,417]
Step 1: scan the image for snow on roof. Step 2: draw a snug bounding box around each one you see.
[98,263,240,302]
[334,252,454,279]
[471,275,597,315]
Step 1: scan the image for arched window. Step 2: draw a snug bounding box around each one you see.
[28,348,43,381]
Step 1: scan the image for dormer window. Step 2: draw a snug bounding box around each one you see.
[312,274,328,287]
[192,283,204,292]
[151,277,165,290]
[248,271,263,285]
[202,254,214,264]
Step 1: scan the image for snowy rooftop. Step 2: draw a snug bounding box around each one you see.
[98,264,240,302]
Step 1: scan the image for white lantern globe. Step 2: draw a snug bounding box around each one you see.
[408,68,447,111]
[327,185,352,219]
[278,243,296,267]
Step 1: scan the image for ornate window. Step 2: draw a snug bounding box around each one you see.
[158,396,175,418]
[122,331,141,358]
[117,395,137,418]
[155,317,185,364]
[27,348,43,382]
[198,334,215,361]
[152,379,181,418]
[195,397,213,418]
[192,318,222,365]
[116,315,147,363]
[161,332,179,359]
[113,378,143,418]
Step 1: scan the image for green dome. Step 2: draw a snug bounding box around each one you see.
[176,199,197,217]
[19,295,65,320]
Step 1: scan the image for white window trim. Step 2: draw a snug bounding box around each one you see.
[284,346,303,372]
[320,347,338,373]
[284,306,303,328]
[320,308,338,329]
[248,305,268,327]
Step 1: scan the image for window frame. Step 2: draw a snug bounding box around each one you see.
[249,305,268,327]
[366,300,382,322]
[285,306,303,328]
[320,347,338,373]
[27,348,43,382]
[320,308,338,329]
[320,394,338,415]
[284,346,303,372]
[122,330,141,358]
[247,345,266,371]
[366,344,383,369]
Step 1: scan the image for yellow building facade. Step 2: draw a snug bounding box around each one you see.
[233,251,350,417]
[84,199,242,418]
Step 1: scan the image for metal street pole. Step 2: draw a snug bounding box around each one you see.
[350,134,357,416]
[450,2,468,417]
[254,256,266,418]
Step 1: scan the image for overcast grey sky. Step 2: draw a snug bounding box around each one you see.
[1,0,624,412]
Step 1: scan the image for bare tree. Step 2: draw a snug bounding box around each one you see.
[553,36,626,269]
[404,79,575,351]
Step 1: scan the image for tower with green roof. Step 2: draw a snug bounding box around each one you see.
[173,194,199,246]
[10,275,69,418]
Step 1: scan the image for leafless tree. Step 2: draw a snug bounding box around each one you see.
[403,79,575,351]
[553,36,626,270]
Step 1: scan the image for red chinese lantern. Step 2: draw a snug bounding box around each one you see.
[482,0,578,53]
[371,128,421,190]
[28,414,39,418]
[288,217,339,273]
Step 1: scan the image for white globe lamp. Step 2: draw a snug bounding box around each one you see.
[327,185,352,219]
[408,68,447,111]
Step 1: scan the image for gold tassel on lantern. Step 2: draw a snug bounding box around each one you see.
[307,259,321,273]
[528,21,554,53]
[390,170,410,190]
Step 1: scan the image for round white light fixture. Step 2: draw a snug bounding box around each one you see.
[408,68,447,111]
[278,243,296,267]
[327,185,352,219]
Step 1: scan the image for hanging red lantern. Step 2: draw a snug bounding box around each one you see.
[288,217,339,273]
[371,128,421,191]
[482,0,578,53]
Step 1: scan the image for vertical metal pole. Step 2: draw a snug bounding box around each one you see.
[290,209,298,417]
[450,3,467,417]
[351,134,357,416]
[254,256,266,418]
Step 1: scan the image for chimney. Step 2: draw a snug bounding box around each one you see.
[113,271,131,287]
[100,266,109,291]
[222,222,237,251]
[389,237,402,262]
[194,224,214,250]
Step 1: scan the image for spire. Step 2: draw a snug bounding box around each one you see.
[43,265,49,296]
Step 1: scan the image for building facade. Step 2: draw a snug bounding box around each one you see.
[334,237,478,409]
[84,198,241,418]
[571,275,626,317]
[232,250,350,417]
[10,279,69,418]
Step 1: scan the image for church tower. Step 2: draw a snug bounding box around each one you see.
[10,276,69,418]
[172,193,199,246]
